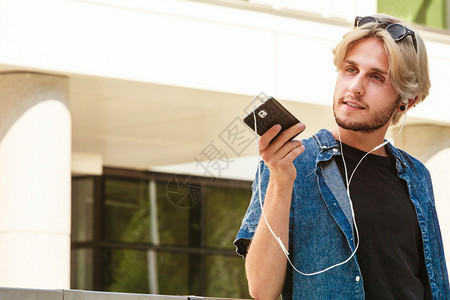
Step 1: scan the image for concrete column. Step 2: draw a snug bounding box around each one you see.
[395,124,450,270]
[0,72,70,289]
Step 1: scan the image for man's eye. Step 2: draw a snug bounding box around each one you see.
[346,67,357,73]
[371,74,384,82]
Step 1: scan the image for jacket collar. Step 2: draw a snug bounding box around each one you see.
[313,128,408,170]
[386,142,409,172]
[313,129,340,152]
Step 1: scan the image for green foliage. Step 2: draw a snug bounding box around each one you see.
[378,0,447,29]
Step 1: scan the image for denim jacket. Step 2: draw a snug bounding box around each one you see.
[234,129,449,299]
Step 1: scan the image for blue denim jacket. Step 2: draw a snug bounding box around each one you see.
[235,129,449,299]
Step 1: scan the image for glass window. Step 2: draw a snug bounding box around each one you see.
[157,252,202,295]
[100,248,150,294]
[378,0,448,30]
[99,248,203,296]
[205,255,250,298]
[71,248,93,290]
[104,177,151,243]
[156,180,202,247]
[71,169,252,298]
[206,185,251,249]
[72,177,95,242]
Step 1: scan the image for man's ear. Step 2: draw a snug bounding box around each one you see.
[402,96,418,111]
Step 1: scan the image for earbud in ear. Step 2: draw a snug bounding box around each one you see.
[400,100,408,111]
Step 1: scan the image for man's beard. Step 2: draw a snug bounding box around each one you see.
[333,97,398,133]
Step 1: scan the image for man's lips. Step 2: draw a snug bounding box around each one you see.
[342,97,366,109]
[344,101,365,109]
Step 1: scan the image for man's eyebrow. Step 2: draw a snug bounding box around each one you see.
[344,59,388,75]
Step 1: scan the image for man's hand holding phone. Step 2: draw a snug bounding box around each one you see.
[243,96,306,183]
[259,122,306,184]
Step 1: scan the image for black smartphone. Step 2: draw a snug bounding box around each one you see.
[243,96,301,140]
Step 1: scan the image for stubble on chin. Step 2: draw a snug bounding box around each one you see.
[333,96,397,133]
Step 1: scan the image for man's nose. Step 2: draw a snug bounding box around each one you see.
[348,75,364,95]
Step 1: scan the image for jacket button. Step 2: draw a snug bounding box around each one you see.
[355,276,360,282]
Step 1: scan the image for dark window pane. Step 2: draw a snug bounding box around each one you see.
[206,185,251,249]
[72,177,95,242]
[104,177,151,242]
[101,248,149,294]
[156,179,201,247]
[100,248,202,296]
[157,252,202,295]
[72,169,254,297]
[205,255,250,298]
[71,248,93,290]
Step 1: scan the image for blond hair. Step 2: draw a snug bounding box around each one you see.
[333,14,430,125]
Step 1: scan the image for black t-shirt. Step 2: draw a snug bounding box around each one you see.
[335,142,431,299]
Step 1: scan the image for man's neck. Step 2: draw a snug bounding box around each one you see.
[331,126,389,156]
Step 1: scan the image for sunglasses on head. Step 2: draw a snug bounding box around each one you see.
[354,16,418,52]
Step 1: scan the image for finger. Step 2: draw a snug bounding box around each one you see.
[281,144,306,163]
[259,124,282,151]
[274,139,304,160]
[270,122,306,150]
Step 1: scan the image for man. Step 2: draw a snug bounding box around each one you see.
[234,14,449,299]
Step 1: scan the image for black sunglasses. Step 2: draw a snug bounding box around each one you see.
[354,16,417,52]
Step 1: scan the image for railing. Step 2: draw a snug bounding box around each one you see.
[0,287,249,300]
